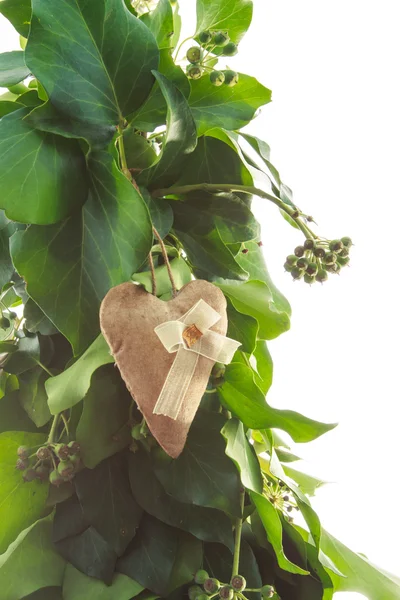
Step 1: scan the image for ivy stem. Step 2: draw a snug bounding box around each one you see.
[117,120,131,180]
[152,183,317,240]
[174,35,193,61]
[48,414,61,444]
[37,360,54,377]
[232,487,246,579]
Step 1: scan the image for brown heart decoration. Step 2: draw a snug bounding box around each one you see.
[100,280,228,458]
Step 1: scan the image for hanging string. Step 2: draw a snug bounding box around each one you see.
[152,226,177,297]
[148,251,157,296]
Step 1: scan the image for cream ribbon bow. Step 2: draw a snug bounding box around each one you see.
[153,299,241,419]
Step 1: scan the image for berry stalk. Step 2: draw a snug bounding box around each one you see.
[232,487,246,579]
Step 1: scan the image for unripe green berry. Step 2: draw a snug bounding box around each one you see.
[54,444,70,460]
[223,70,239,87]
[296,257,308,270]
[57,459,75,479]
[329,239,344,253]
[230,575,246,591]
[197,595,209,600]
[36,446,51,460]
[291,267,303,280]
[49,469,65,487]
[294,246,305,257]
[338,247,349,257]
[131,423,143,440]
[210,70,225,86]
[336,255,350,266]
[306,262,318,276]
[67,441,81,455]
[219,586,234,600]
[341,236,353,248]
[324,252,337,265]
[261,585,275,599]
[0,316,10,329]
[286,254,298,265]
[304,273,316,284]
[194,570,209,585]
[204,578,220,594]
[16,458,29,470]
[17,446,30,459]
[187,46,203,64]
[213,31,230,46]
[316,269,328,283]
[314,246,326,258]
[325,263,340,273]
[36,465,50,481]
[8,311,17,320]
[187,64,203,79]
[199,30,212,44]
[303,238,315,250]
[23,468,38,482]
[189,586,204,600]
[284,261,292,272]
[222,42,238,56]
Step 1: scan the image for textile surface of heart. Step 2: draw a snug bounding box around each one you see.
[100,279,238,458]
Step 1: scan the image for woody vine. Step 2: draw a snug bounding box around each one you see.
[0,0,397,599]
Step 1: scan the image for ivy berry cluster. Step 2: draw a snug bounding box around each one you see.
[284,237,353,284]
[185,29,239,87]
[15,441,81,485]
[189,570,277,600]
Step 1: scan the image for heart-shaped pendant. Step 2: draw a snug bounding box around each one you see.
[100,280,229,458]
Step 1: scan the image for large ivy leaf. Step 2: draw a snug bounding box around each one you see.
[226,299,258,354]
[0,50,30,86]
[63,563,143,600]
[0,109,88,225]
[117,514,178,596]
[18,367,51,427]
[221,418,262,493]
[129,447,234,549]
[195,0,253,44]
[123,127,157,171]
[75,452,142,556]
[76,365,132,468]
[23,299,58,335]
[250,491,309,576]
[0,212,17,290]
[252,341,273,394]
[0,0,31,37]
[21,587,64,600]
[141,189,174,238]
[0,517,66,600]
[154,411,242,516]
[25,0,159,144]
[46,334,113,414]
[53,495,117,584]
[130,49,190,131]
[140,0,174,49]
[139,72,197,189]
[0,431,48,553]
[219,363,337,443]
[320,529,400,599]
[167,531,202,594]
[0,100,23,117]
[0,390,41,434]
[189,74,271,135]
[11,152,152,355]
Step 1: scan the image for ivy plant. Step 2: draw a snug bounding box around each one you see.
[0,1,397,599]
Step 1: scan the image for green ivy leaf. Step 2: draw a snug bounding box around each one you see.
[0,100,23,117]
[153,411,242,517]
[0,50,30,86]
[0,517,66,600]
[189,74,271,136]
[0,109,88,224]
[46,335,113,415]
[123,128,157,171]
[53,495,117,585]
[282,464,328,497]
[221,418,262,493]
[133,256,192,297]
[25,0,159,144]
[75,452,143,556]
[140,72,197,189]
[129,447,234,550]
[195,0,253,44]
[117,514,178,596]
[3,333,41,375]
[227,299,258,354]
[18,367,51,427]
[140,0,174,49]
[219,363,337,443]
[11,152,152,355]
[141,189,174,238]
[21,587,64,600]
[129,49,190,132]
[320,529,400,599]
[167,531,202,594]
[252,341,273,394]
[0,431,48,553]
[63,563,144,600]
[76,365,132,469]
[250,491,309,576]
[0,390,40,434]
[0,211,17,290]
[23,299,58,336]
[0,0,31,37]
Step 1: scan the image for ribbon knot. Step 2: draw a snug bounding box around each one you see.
[153,299,241,419]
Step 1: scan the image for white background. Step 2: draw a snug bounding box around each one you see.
[1,1,399,598]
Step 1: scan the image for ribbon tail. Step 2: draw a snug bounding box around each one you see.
[153,347,200,419]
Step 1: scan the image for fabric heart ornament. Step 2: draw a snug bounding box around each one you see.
[100,280,240,458]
